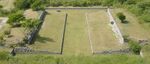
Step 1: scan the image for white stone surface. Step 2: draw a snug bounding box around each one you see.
[0,17,8,29]
[107,8,124,44]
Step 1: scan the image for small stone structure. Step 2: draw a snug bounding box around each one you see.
[27,11,46,44]
[93,48,130,54]
[11,47,61,54]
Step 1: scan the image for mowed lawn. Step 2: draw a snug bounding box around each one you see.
[62,10,91,55]
[111,8,150,40]
[0,0,15,10]
[87,10,123,51]
[29,11,65,53]
[30,9,127,55]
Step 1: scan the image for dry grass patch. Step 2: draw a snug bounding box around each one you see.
[0,0,15,10]
[24,9,39,19]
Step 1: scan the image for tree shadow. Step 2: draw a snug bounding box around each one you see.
[36,35,55,43]
[122,20,129,24]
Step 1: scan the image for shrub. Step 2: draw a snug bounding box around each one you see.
[7,11,25,26]
[129,40,141,54]
[116,12,126,23]
[123,35,130,42]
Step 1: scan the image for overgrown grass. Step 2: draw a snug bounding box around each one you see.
[0,54,144,64]
[142,45,150,64]
[111,8,150,40]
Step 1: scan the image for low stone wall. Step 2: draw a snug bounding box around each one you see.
[11,47,61,54]
[27,11,46,44]
[93,48,131,54]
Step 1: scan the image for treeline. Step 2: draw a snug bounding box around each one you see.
[49,0,101,7]
[49,0,150,23]
[14,0,49,10]
[48,0,138,7]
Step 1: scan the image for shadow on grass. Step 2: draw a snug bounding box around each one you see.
[122,20,129,24]
[36,35,55,43]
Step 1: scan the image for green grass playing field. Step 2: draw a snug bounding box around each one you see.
[29,9,125,55]
[29,11,66,53]
[87,10,123,51]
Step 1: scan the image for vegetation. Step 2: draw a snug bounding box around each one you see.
[129,40,142,54]
[117,12,126,23]
[0,0,150,64]
[7,11,25,26]
[0,51,10,60]
[14,0,49,10]
[0,54,144,64]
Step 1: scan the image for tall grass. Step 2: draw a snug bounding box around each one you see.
[0,54,144,64]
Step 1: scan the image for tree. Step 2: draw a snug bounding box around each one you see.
[31,0,44,11]
[7,12,25,26]
[117,12,126,23]
[14,0,30,9]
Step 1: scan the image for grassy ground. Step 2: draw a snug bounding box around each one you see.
[5,27,25,45]
[87,10,123,51]
[29,11,65,53]
[0,0,15,10]
[62,10,91,55]
[111,8,150,41]
[28,9,130,55]
[142,45,150,64]
[29,9,126,55]
[0,54,144,64]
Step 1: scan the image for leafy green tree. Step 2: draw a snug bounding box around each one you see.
[117,12,126,23]
[7,12,25,26]
[31,0,44,11]
[14,0,30,9]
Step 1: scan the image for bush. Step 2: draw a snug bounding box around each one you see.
[129,40,141,54]
[7,11,25,26]
[116,12,126,23]
[31,0,45,11]
[123,35,130,42]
